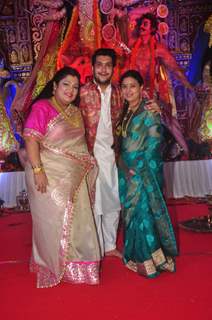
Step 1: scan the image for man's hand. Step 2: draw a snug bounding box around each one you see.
[145,99,161,114]
[118,157,135,179]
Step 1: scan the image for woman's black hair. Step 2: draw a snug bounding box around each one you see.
[120,69,144,86]
[32,66,81,106]
[119,69,144,127]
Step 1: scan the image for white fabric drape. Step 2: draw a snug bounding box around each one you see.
[164,160,212,198]
[0,171,26,207]
[1,160,211,208]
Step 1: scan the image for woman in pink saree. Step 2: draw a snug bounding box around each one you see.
[23,67,100,288]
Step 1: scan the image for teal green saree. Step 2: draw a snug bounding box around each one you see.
[118,100,178,278]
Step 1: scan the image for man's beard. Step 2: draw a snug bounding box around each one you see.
[94,74,112,86]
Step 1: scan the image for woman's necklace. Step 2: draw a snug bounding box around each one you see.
[121,102,140,138]
[121,109,134,138]
[51,96,77,127]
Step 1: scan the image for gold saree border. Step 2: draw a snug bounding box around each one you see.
[30,257,100,287]
[63,261,100,285]
[136,248,176,278]
[23,128,43,141]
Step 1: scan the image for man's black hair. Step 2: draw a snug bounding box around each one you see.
[92,48,117,67]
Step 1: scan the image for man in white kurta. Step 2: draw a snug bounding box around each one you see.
[93,84,121,256]
[80,48,123,258]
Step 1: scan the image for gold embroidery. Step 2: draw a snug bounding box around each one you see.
[152,248,166,266]
[121,109,134,138]
[50,97,81,128]
[65,106,82,128]
[135,250,175,277]
[51,179,71,208]
[159,256,175,272]
[137,259,157,276]
[23,128,43,141]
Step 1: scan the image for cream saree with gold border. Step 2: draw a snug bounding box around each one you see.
[24,105,100,288]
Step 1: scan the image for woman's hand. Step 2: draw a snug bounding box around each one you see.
[34,171,49,193]
[145,100,161,114]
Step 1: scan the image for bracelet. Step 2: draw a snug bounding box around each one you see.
[33,166,44,174]
[32,164,44,174]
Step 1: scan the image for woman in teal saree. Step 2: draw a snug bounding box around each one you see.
[118,70,178,278]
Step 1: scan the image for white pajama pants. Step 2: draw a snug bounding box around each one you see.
[94,211,120,257]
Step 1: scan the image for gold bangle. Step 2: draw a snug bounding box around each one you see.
[33,166,44,174]
[32,163,43,169]
[32,164,44,174]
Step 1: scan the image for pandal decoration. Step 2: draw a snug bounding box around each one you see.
[57,5,80,70]
[33,0,66,21]
[158,21,169,35]
[100,0,169,55]
[0,98,17,159]
[100,0,131,54]
[200,108,212,141]
[204,14,212,48]
[130,36,156,99]
[100,0,114,14]
[157,4,169,19]
[58,0,101,63]
[102,23,117,42]
[79,0,95,50]
[57,0,102,82]
[129,1,170,99]
[32,20,66,99]
[198,14,212,142]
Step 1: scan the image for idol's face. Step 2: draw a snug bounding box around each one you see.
[54,75,79,106]
[140,18,152,36]
[93,55,114,87]
[121,76,142,107]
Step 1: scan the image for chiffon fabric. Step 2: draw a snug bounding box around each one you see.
[118,100,178,278]
[24,99,100,288]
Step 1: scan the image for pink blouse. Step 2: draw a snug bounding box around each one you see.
[24,99,58,139]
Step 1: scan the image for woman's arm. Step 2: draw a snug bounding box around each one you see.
[25,136,48,193]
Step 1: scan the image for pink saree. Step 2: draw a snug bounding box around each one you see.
[24,100,100,288]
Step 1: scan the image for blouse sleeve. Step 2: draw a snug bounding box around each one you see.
[23,100,51,141]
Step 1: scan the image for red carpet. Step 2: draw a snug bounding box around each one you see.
[1,203,212,320]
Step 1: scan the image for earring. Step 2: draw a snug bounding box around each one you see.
[52,82,56,95]
[52,85,56,95]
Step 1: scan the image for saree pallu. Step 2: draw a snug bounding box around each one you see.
[118,102,178,278]
[24,108,100,288]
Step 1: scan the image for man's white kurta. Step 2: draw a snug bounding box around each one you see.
[93,85,121,216]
